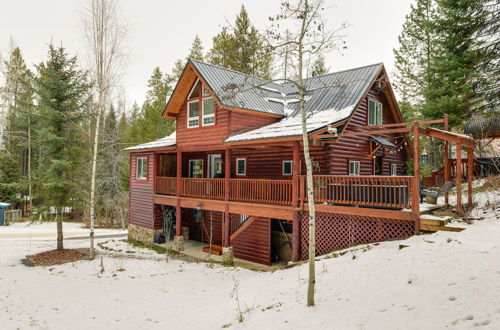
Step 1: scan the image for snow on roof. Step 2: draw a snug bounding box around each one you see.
[0,202,11,208]
[123,132,176,151]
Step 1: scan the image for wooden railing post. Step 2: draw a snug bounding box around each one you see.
[444,114,450,206]
[292,141,300,262]
[224,147,231,247]
[456,143,462,213]
[176,151,182,237]
[412,122,420,233]
[467,147,473,208]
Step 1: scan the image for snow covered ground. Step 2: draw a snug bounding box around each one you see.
[0,187,499,330]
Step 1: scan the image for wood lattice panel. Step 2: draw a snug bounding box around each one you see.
[300,212,414,260]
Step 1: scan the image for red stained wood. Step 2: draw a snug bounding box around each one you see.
[129,153,155,229]
[232,217,271,266]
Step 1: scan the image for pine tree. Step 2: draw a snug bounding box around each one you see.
[34,45,91,250]
[422,0,490,128]
[208,5,273,79]
[171,35,205,80]
[393,0,436,114]
[311,54,328,77]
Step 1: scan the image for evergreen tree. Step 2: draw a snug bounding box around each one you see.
[422,0,490,128]
[34,45,91,250]
[129,68,174,144]
[171,35,205,80]
[393,0,436,114]
[208,5,273,79]
[311,54,328,77]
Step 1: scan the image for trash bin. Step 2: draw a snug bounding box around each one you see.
[0,203,11,226]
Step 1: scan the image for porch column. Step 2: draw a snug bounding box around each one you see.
[444,114,450,206]
[292,141,300,262]
[176,151,182,237]
[467,147,473,208]
[224,147,231,247]
[412,122,420,234]
[456,143,462,213]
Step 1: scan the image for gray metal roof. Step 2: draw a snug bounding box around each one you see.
[123,132,176,152]
[371,136,396,148]
[464,115,500,138]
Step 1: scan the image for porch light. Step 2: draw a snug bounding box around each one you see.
[421,149,429,165]
[327,125,338,136]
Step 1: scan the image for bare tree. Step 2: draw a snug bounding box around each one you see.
[267,0,347,306]
[82,0,127,258]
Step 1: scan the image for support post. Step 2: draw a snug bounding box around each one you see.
[412,122,420,234]
[467,147,473,208]
[456,143,462,214]
[444,114,450,206]
[176,151,182,237]
[292,141,300,262]
[224,148,231,247]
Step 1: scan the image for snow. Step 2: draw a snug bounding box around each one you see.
[225,105,355,143]
[1,187,499,329]
[123,131,176,151]
[0,221,126,239]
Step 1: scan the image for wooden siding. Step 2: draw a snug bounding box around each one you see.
[202,210,223,245]
[232,217,271,266]
[129,153,155,229]
[229,110,278,136]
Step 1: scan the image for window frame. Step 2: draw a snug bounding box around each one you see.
[187,99,200,128]
[202,97,215,126]
[391,163,398,176]
[188,78,200,100]
[282,160,293,176]
[368,99,383,126]
[349,160,360,176]
[188,159,204,178]
[136,157,148,180]
[236,158,247,176]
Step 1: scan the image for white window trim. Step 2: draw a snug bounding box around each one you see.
[187,100,199,128]
[189,159,203,178]
[391,164,397,176]
[136,157,148,180]
[282,160,293,175]
[202,98,215,126]
[368,99,383,126]
[349,161,360,176]
[236,158,246,176]
[188,78,200,100]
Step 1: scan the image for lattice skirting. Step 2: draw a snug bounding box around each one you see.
[299,212,414,260]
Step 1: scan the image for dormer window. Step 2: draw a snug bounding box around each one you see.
[187,79,215,128]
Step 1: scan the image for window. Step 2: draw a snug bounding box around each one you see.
[189,159,203,178]
[187,100,199,128]
[202,98,215,126]
[282,160,293,175]
[368,100,382,125]
[349,161,360,176]
[136,157,148,179]
[391,164,397,176]
[187,79,215,128]
[236,158,246,176]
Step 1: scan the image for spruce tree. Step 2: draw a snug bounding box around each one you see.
[171,35,205,80]
[422,0,490,128]
[311,54,328,77]
[34,45,91,250]
[208,5,273,79]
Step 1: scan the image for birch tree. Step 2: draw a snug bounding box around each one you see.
[267,0,347,306]
[83,0,127,258]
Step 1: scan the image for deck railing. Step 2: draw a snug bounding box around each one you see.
[302,175,413,209]
[155,175,413,209]
[156,177,177,195]
[181,178,225,200]
[229,179,293,205]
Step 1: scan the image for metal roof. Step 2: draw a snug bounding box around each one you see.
[371,136,396,148]
[123,132,176,152]
[464,115,500,138]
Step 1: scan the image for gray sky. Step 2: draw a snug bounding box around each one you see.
[1,0,412,109]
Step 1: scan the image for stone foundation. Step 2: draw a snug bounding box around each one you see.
[222,246,234,265]
[128,224,157,243]
[173,235,184,251]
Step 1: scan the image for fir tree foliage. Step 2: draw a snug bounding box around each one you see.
[171,35,205,80]
[311,54,328,77]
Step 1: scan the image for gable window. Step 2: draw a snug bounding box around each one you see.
[282,160,293,176]
[136,157,148,180]
[236,158,246,176]
[187,79,215,128]
[189,159,203,178]
[368,100,382,125]
[391,164,397,176]
[187,100,199,128]
[349,161,360,176]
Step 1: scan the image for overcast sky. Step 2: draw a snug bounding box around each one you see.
[1,0,413,110]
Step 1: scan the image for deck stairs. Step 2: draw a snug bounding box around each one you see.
[420,213,464,232]
[202,244,223,255]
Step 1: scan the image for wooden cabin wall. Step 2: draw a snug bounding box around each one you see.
[229,110,278,136]
[129,152,155,229]
[232,216,272,266]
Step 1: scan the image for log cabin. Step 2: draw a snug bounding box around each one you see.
[124,59,476,266]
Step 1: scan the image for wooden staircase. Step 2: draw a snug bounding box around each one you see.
[202,244,223,255]
[420,214,464,232]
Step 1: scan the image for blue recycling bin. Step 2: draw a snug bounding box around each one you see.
[0,203,11,226]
